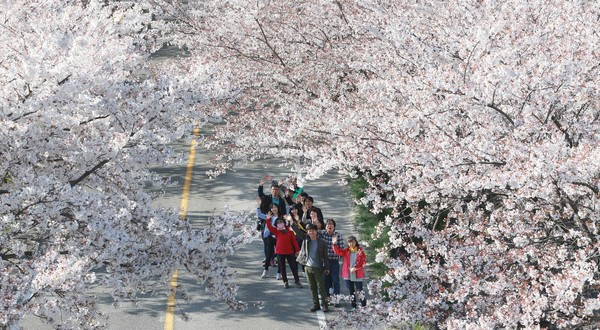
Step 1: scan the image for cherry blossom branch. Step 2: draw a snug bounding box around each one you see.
[551,114,576,147]
[463,41,479,84]
[211,40,279,65]
[57,74,71,85]
[518,88,535,116]
[306,128,398,145]
[79,115,110,126]
[254,18,286,67]
[335,1,349,24]
[471,96,515,126]
[452,160,507,167]
[571,181,599,194]
[68,159,110,187]
[1,251,34,261]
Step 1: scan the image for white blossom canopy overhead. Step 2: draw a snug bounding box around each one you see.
[162,0,600,328]
[2,0,599,328]
[1,1,253,328]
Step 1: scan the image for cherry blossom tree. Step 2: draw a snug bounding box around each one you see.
[1,1,253,328]
[4,0,599,328]
[161,0,600,328]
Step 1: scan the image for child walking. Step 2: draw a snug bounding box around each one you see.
[333,235,367,309]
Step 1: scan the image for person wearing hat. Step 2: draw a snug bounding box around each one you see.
[296,223,330,312]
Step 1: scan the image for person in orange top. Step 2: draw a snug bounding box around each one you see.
[266,205,303,289]
[332,235,367,308]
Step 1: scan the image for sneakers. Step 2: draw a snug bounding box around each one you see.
[261,270,268,279]
[295,282,303,289]
[322,306,330,313]
[310,305,321,312]
[284,282,289,289]
[276,273,282,280]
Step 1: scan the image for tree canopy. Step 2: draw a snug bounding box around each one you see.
[2,0,599,328]
[1,1,253,328]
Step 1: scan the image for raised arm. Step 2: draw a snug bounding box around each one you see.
[258,175,270,197]
[265,215,276,233]
[332,235,348,257]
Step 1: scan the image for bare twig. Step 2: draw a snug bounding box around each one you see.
[571,181,599,194]
[255,18,286,67]
[486,102,514,126]
[335,1,349,24]
[463,42,480,84]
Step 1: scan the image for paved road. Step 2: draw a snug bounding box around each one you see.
[21,132,357,329]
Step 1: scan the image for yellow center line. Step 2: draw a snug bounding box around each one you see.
[165,126,200,330]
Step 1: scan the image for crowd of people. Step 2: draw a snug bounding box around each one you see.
[255,175,367,312]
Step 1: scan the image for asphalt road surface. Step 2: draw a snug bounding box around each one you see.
[21,132,358,330]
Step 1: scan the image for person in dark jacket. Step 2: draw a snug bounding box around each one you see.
[288,204,309,276]
[289,191,309,220]
[288,205,308,243]
[258,175,286,216]
[303,196,324,225]
[256,196,274,270]
[297,224,330,312]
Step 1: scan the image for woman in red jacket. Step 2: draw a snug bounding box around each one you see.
[333,235,367,308]
[266,206,303,289]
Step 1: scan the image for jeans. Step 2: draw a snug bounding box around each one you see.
[262,236,276,270]
[305,266,328,308]
[346,280,366,307]
[295,237,305,273]
[324,259,340,295]
[277,254,300,283]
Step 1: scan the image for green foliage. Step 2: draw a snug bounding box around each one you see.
[3,171,12,185]
[411,323,433,330]
[382,322,433,330]
[348,175,369,198]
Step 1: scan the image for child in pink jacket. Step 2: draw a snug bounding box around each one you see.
[333,235,367,308]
